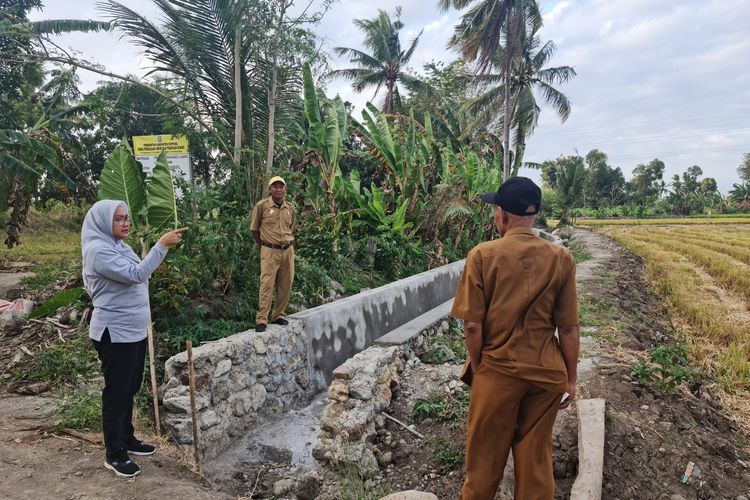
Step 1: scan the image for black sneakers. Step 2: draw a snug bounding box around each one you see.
[256,323,267,332]
[271,318,289,326]
[104,456,141,478]
[127,440,156,456]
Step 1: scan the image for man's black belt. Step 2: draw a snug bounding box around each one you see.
[262,241,294,250]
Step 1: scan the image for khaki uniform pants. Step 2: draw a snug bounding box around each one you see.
[256,246,294,324]
[461,365,563,500]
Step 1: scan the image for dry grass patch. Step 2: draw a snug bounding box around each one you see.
[602,226,750,430]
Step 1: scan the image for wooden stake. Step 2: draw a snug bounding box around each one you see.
[382,412,424,439]
[186,340,201,472]
[147,323,161,436]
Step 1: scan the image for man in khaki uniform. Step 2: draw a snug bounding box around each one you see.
[250,176,296,332]
[451,177,580,500]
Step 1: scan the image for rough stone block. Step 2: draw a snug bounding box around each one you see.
[327,379,349,402]
[253,336,267,354]
[213,359,231,377]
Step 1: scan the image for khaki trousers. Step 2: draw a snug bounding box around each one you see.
[460,365,563,500]
[255,246,294,325]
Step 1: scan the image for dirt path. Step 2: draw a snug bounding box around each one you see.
[0,391,231,500]
[0,271,33,300]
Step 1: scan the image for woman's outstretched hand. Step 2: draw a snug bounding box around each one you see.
[159,227,188,247]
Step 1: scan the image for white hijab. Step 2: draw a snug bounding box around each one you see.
[81,200,140,292]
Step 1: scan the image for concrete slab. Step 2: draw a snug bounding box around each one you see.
[374,299,454,346]
[571,398,606,500]
[292,260,465,386]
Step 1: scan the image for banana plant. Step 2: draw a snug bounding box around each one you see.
[302,62,347,213]
[338,171,412,235]
[359,182,412,235]
[147,152,180,232]
[98,142,147,229]
[351,103,437,216]
[98,143,179,241]
[435,144,501,246]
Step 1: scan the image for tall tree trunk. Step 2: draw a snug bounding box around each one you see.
[502,63,512,181]
[385,80,394,114]
[501,9,524,181]
[233,26,247,198]
[265,0,292,177]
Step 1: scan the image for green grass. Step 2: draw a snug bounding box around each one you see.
[411,391,470,423]
[55,388,102,431]
[578,295,621,328]
[334,465,392,499]
[0,229,80,262]
[564,234,593,263]
[430,437,464,468]
[20,260,82,295]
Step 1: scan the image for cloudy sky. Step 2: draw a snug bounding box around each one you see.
[31,0,750,192]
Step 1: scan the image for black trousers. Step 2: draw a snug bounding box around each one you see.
[92,328,147,460]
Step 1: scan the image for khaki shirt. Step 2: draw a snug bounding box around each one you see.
[250,197,296,246]
[451,227,578,392]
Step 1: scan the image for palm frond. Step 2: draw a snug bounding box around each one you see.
[28,19,110,35]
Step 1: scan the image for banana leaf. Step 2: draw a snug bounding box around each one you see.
[302,63,322,128]
[146,151,179,232]
[98,142,147,228]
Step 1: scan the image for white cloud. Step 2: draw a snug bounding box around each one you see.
[545,1,571,22]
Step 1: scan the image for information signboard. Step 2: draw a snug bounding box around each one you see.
[132,134,191,180]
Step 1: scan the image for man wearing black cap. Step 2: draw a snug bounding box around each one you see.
[451,177,580,499]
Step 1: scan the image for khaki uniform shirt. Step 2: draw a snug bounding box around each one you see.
[250,197,296,246]
[451,227,578,392]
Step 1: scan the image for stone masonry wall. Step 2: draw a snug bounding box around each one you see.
[313,316,453,475]
[160,319,317,459]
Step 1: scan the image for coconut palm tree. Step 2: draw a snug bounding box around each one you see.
[330,7,426,113]
[439,0,541,179]
[99,0,313,201]
[464,19,575,175]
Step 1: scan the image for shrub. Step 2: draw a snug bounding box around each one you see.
[631,343,695,392]
[16,332,98,385]
[55,388,102,431]
[431,437,464,468]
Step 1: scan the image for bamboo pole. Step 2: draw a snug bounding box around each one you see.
[140,242,162,436]
[147,324,161,435]
[186,340,201,472]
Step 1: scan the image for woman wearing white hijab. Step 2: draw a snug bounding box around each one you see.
[81,199,186,478]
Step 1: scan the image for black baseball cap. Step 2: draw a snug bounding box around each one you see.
[481,176,541,216]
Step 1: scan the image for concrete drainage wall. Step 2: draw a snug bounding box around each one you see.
[159,260,464,458]
[159,228,561,460]
[290,260,464,387]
